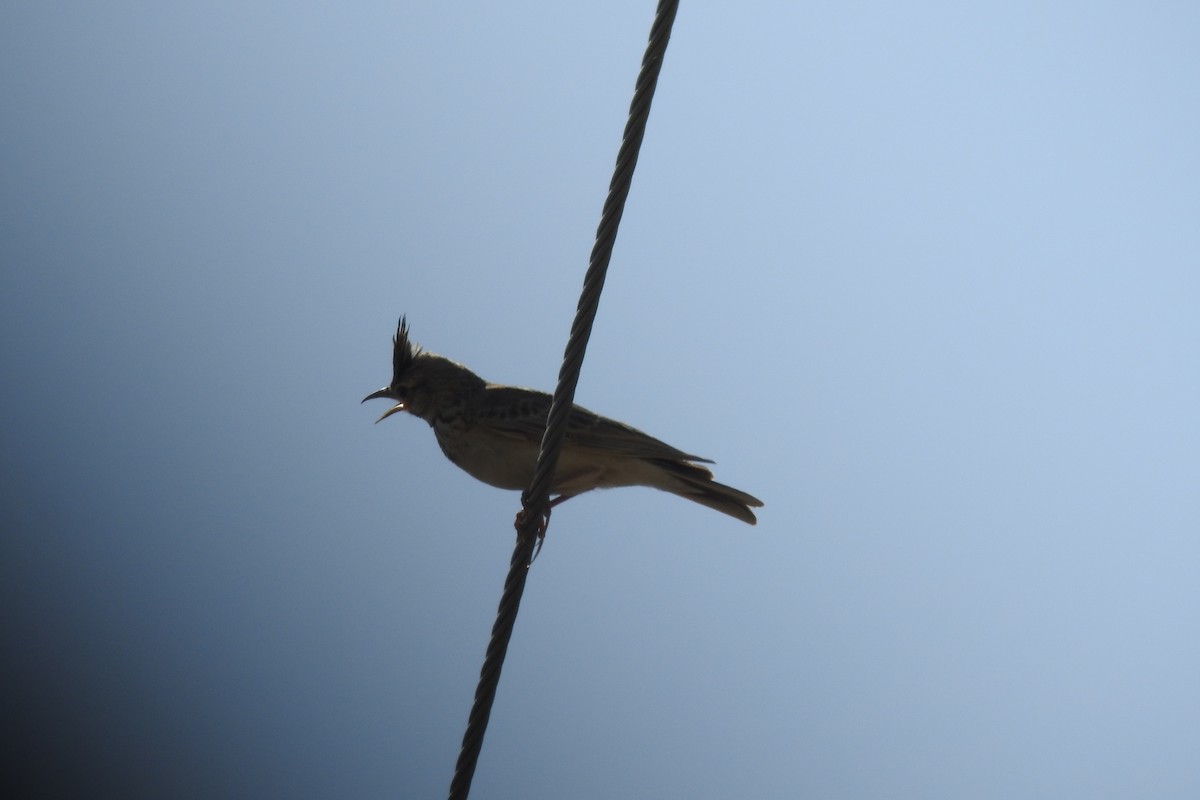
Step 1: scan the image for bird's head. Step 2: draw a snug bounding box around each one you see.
[362,316,479,425]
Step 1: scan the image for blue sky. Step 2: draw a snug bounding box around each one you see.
[3,2,1198,797]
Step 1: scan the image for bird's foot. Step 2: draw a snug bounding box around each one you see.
[514,505,550,564]
[514,494,576,564]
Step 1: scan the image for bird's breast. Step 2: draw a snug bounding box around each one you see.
[433,421,539,491]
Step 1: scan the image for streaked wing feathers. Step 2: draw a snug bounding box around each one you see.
[479,385,713,464]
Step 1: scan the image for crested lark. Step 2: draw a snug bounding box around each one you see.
[363,318,763,525]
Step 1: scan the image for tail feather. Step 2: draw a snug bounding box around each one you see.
[652,459,763,525]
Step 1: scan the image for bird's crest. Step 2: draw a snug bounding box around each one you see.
[392,316,420,381]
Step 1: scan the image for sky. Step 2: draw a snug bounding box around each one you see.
[2,2,1198,797]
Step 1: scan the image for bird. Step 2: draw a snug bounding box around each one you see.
[363,317,763,527]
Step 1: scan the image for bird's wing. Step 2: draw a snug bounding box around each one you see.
[480,385,713,464]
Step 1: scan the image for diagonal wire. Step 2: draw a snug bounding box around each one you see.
[446,2,680,798]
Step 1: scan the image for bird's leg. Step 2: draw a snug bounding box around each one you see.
[546,493,576,511]
[514,494,578,563]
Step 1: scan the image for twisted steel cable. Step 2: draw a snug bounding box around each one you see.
[446,2,680,797]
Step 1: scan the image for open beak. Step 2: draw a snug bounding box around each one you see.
[362,387,406,423]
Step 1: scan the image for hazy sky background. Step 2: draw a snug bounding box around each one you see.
[3,2,1198,797]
